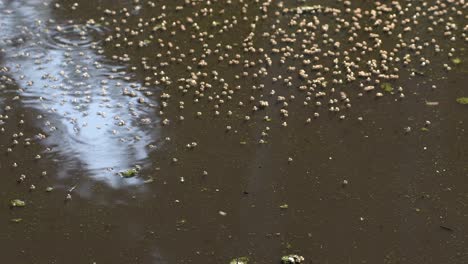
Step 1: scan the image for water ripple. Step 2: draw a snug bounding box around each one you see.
[0,0,160,189]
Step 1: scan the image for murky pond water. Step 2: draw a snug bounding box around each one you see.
[1,0,467,263]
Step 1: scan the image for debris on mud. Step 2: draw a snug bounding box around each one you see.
[10,199,26,208]
[10,218,23,223]
[425,101,440,106]
[281,254,305,264]
[219,211,228,216]
[230,257,249,264]
[143,177,155,184]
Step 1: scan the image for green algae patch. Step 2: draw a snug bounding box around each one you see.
[10,199,25,208]
[381,83,393,93]
[456,97,468,105]
[452,58,462,65]
[120,168,138,178]
[281,255,305,263]
[230,256,249,264]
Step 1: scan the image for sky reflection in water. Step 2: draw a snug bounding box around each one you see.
[0,0,159,188]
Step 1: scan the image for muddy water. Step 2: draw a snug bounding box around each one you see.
[1,0,468,263]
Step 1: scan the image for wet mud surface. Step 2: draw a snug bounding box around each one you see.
[0,0,468,263]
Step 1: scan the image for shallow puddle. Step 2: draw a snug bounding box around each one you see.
[1,0,467,263]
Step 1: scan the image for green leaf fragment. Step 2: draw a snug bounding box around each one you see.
[230,257,249,264]
[10,199,26,207]
[452,58,461,65]
[120,169,138,178]
[456,97,468,105]
[381,83,393,93]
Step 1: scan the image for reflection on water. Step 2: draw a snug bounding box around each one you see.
[0,0,159,188]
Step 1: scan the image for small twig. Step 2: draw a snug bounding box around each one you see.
[440,225,454,232]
